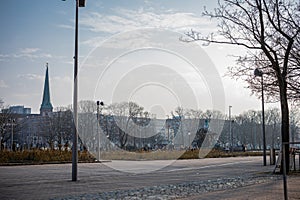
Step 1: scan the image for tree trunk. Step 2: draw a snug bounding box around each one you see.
[279,81,290,174]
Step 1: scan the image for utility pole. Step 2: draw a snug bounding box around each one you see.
[11,119,15,151]
[254,68,267,166]
[229,106,232,152]
[96,101,104,161]
[71,0,86,182]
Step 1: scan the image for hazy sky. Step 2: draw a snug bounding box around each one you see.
[0,0,278,117]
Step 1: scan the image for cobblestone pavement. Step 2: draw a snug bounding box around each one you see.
[0,157,299,200]
[51,175,282,200]
[182,175,300,200]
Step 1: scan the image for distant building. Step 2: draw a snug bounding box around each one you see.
[8,105,31,114]
[0,64,73,151]
[1,105,31,114]
[40,64,53,116]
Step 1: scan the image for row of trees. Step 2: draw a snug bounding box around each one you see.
[222,107,299,150]
[40,109,74,150]
[171,106,300,150]
[0,98,74,151]
[78,101,156,152]
[76,100,300,152]
[1,98,299,154]
[0,99,24,150]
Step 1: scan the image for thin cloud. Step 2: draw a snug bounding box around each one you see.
[53,76,72,83]
[81,8,216,34]
[0,48,53,61]
[81,8,217,48]
[0,80,8,88]
[0,54,10,58]
[19,48,40,54]
[18,74,44,81]
[15,48,52,59]
[0,54,9,62]
[81,36,107,47]
[13,94,28,98]
[57,24,74,30]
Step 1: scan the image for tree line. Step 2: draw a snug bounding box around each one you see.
[1,98,299,153]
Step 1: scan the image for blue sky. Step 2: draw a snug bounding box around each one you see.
[0,0,272,117]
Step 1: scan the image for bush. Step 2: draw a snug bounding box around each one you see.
[101,149,263,160]
[0,149,96,164]
[179,148,263,159]
[0,148,263,164]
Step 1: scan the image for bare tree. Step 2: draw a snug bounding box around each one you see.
[0,110,11,149]
[77,100,97,151]
[0,99,19,150]
[37,109,74,150]
[107,102,129,149]
[39,115,56,150]
[0,98,3,108]
[56,109,74,150]
[290,105,300,143]
[107,102,146,149]
[184,0,299,173]
[265,108,281,148]
[185,108,204,119]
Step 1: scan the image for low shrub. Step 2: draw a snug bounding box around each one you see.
[180,149,263,159]
[0,149,95,164]
[101,149,263,160]
[0,148,263,164]
[101,149,186,160]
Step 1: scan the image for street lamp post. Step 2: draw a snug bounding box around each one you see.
[96,101,104,161]
[188,132,191,149]
[166,116,170,143]
[10,119,15,151]
[254,68,267,166]
[71,0,86,182]
[229,106,232,152]
[96,102,99,161]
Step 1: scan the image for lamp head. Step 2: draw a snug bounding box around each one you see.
[79,0,86,7]
[62,0,85,7]
[254,68,263,77]
[96,101,104,106]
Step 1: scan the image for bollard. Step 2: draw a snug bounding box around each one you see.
[270,148,276,165]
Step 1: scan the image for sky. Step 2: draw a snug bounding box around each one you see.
[0,0,279,117]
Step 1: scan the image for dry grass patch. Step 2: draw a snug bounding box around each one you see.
[0,149,263,164]
[0,150,95,164]
[100,149,263,160]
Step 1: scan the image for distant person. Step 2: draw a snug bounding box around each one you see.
[242,144,246,152]
[225,146,230,153]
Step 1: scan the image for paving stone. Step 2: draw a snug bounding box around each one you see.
[50,175,282,200]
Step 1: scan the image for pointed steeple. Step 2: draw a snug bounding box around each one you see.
[40,63,53,116]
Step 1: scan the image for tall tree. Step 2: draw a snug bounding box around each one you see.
[0,99,19,150]
[39,115,56,150]
[184,0,299,173]
[265,108,281,148]
[78,100,98,150]
[290,105,300,143]
[107,102,146,149]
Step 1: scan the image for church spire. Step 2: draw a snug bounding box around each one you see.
[40,63,53,116]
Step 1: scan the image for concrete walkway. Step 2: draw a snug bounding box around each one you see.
[0,157,299,200]
[180,175,300,200]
